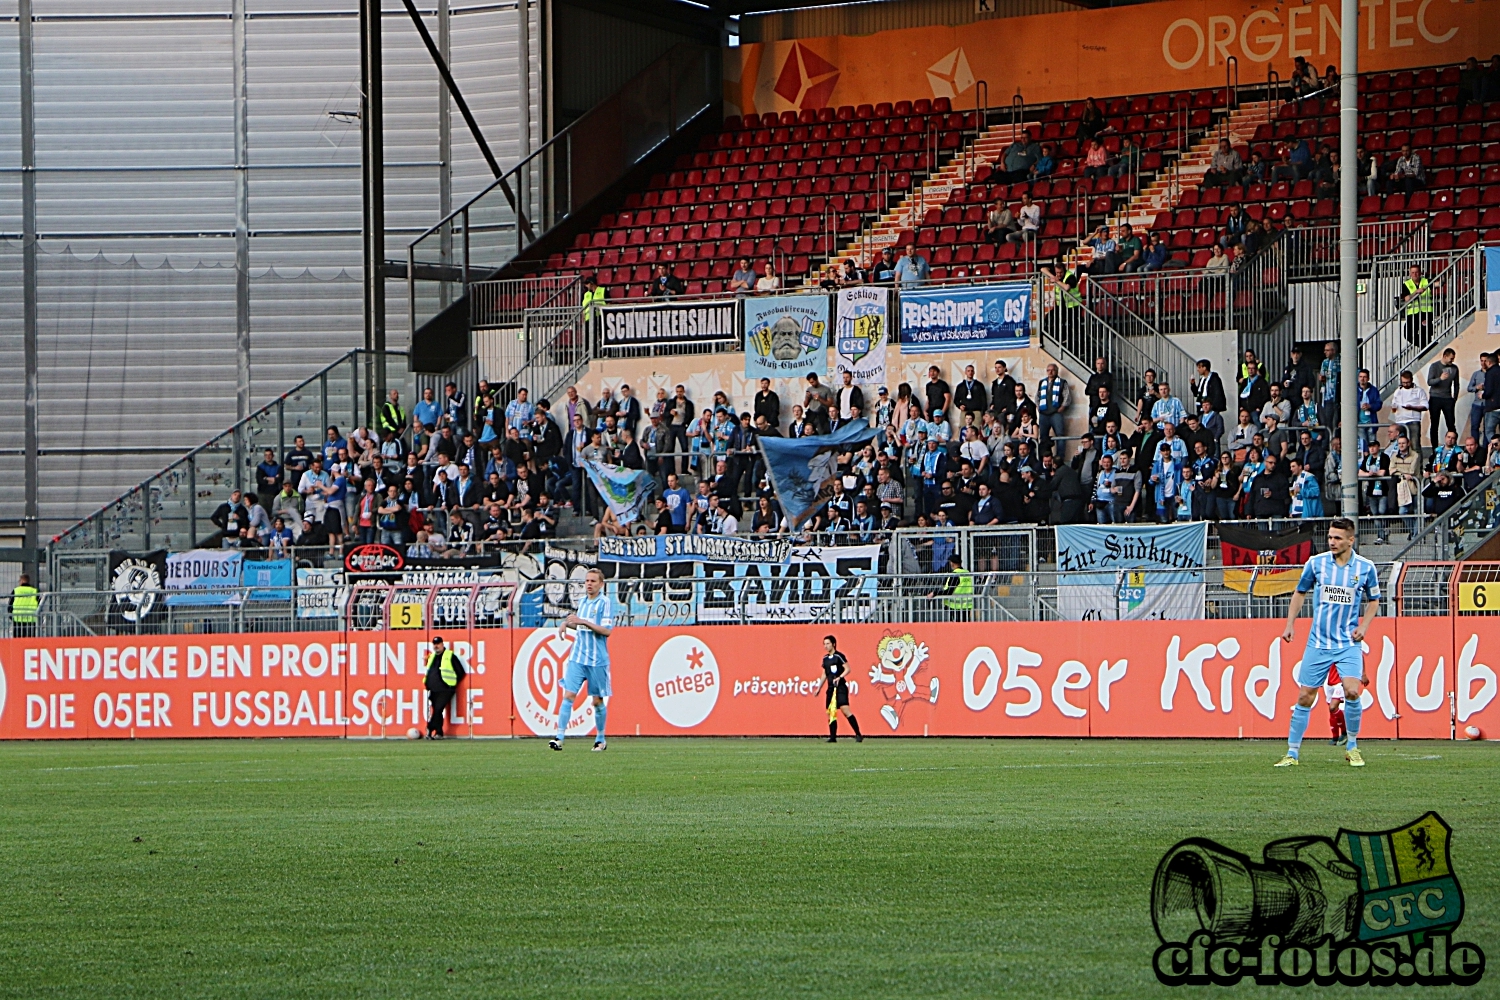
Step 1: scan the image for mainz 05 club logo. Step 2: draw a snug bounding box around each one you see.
[1151,812,1485,987]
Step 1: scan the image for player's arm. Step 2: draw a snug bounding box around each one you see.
[1352,599,1379,642]
[1281,589,1309,643]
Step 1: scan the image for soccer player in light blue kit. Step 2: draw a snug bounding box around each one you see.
[1275,517,1381,768]
[550,567,614,752]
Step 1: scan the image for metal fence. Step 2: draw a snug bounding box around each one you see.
[469,275,582,330]
[1282,217,1428,283]
[1359,244,1484,397]
[1396,467,1500,562]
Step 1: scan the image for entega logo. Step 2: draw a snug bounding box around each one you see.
[1151,813,1484,987]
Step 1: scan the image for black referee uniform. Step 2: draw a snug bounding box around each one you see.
[821,641,863,743]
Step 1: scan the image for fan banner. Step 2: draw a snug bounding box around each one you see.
[1054,522,1208,621]
[599,300,739,348]
[897,282,1031,353]
[744,294,830,380]
[833,286,889,386]
[4,618,1497,739]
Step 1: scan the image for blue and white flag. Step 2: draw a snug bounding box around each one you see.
[1054,522,1208,621]
[759,421,881,526]
[583,460,656,526]
[1486,246,1500,334]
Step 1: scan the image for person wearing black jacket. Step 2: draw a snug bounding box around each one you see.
[1423,472,1465,516]
[1192,359,1228,414]
[1280,346,1317,404]
[989,360,1017,422]
[1048,463,1088,524]
[836,371,865,422]
[650,264,685,298]
[1084,357,1114,409]
[954,364,987,417]
[423,636,468,739]
[753,378,781,430]
[1089,386,1122,437]
[1238,363,1271,417]
[1249,453,1291,518]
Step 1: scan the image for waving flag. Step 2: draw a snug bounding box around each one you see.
[759,421,880,526]
[583,460,656,525]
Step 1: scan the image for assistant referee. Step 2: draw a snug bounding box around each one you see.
[821,635,863,743]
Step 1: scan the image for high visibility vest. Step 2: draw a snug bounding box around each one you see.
[943,568,975,611]
[583,285,606,321]
[431,649,460,687]
[1403,277,1432,315]
[1060,269,1082,308]
[379,402,405,435]
[11,585,38,623]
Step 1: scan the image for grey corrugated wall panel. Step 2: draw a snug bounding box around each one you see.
[552,1,697,127]
[741,0,1073,43]
[0,0,540,533]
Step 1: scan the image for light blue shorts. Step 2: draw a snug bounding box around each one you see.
[1297,645,1362,688]
[563,658,612,698]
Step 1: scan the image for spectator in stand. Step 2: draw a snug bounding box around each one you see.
[1244,149,1268,186]
[1151,382,1187,429]
[1205,244,1230,271]
[1192,359,1227,416]
[1467,352,1491,442]
[985,200,1019,245]
[1249,453,1291,519]
[412,386,440,435]
[1002,128,1041,183]
[1239,361,1271,418]
[255,449,282,500]
[805,372,836,433]
[1261,383,1291,426]
[1142,232,1171,271]
[1294,385,1319,430]
[1035,364,1068,455]
[1202,139,1242,189]
[990,360,1017,423]
[1077,98,1106,143]
[1312,148,1340,201]
[1082,138,1109,181]
[1116,224,1144,273]
[1390,144,1424,196]
[1318,342,1341,431]
[1459,56,1486,109]
[755,261,781,292]
[1389,370,1429,454]
[1084,356,1113,408]
[442,382,467,433]
[1011,193,1041,245]
[753,377,781,430]
[1481,352,1500,442]
[895,241,931,285]
[1086,225,1118,275]
[1198,399,1225,452]
[1270,146,1298,183]
[1220,205,1248,248]
[1029,142,1056,180]
[1389,435,1423,534]
[954,364,986,420]
[729,258,756,293]
[868,246,897,283]
[1281,345,1317,403]
[1110,135,1141,182]
[1424,471,1465,517]
[651,262,686,298]
[272,480,302,536]
[1287,137,1314,181]
[1427,347,1459,447]
[924,366,952,429]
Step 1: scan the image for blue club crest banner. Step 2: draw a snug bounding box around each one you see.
[898,281,1032,353]
[1054,522,1208,621]
[833,286,888,385]
[744,294,829,379]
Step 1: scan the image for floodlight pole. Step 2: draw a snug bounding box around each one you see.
[360,0,386,418]
[1338,0,1359,518]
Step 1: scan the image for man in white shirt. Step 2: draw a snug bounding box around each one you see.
[1260,383,1292,426]
[1010,193,1042,244]
[298,456,331,521]
[1388,369,1429,453]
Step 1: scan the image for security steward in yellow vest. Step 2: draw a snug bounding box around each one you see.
[582,274,606,335]
[936,554,975,620]
[10,574,38,638]
[1401,266,1433,346]
[378,389,406,439]
[423,635,467,739]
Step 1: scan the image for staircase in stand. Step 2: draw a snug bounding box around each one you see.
[814,121,1042,280]
[1070,101,1271,271]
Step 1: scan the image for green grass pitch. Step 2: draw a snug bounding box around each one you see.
[0,737,1496,999]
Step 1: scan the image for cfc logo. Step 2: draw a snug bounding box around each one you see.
[649,635,719,728]
[512,628,594,737]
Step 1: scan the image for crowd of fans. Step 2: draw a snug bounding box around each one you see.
[203,335,1500,554]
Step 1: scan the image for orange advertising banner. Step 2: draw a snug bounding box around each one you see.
[725,0,1500,117]
[3,618,1495,740]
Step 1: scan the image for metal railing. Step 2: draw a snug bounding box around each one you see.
[407,43,716,335]
[469,275,582,330]
[1395,467,1500,562]
[1084,235,1287,339]
[47,350,412,559]
[1282,217,1428,282]
[1038,274,1198,410]
[1359,244,1484,397]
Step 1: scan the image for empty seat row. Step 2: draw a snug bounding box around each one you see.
[725,96,957,130]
